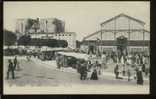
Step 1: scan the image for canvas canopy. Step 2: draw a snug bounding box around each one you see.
[57,52,89,61]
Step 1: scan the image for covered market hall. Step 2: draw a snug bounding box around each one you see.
[81,13,150,55]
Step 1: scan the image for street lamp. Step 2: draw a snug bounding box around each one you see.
[96,37,100,57]
[101,27,103,55]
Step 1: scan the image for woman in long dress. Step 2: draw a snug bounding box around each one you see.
[90,69,98,80]
[114,64,119,79]
[136,66,144,85]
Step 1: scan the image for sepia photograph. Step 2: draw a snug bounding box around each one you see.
[3,1,150,94]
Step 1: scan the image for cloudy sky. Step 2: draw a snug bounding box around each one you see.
[4,1,150,41]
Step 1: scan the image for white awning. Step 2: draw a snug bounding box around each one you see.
[57,52,89,60]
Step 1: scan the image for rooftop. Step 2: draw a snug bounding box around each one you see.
[100,13,145,26]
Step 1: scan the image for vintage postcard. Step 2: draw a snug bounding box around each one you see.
[3,1,150,94]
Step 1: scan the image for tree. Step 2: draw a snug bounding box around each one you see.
[62,40,68,48]
[47,39,68,48]
[4,30,17,46]
[18,35,31,46]
[19,37,68,48]
[56,40,68,48]
[47,39,58,47]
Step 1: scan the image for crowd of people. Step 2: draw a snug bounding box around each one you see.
[6,49,149,86]
[77,60,100,80]
[54,49,150,85]
[93,50,149,85]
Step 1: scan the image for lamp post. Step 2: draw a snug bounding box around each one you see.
[128,18,130,55]
[143,26,145,53]
[96,37,100,57]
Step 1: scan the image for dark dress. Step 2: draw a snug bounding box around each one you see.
[137,70,144,85]
[90,69,98,80]
[127,69,131,81]
[142,64,145,72]
[114,65,119,79]
[80,66,87,80]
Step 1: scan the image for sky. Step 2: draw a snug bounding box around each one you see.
[4,1,150,41]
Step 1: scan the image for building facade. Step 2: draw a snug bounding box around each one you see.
[15,19,28,34]
[15,18,65,33]
[15,18,76,49]
[81,14,150,54]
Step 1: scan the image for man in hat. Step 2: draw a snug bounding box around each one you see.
[80,62,87,80]
[7,59,15,79]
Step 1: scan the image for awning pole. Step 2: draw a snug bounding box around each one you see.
[128,18,130,54]
[101,26,102,54]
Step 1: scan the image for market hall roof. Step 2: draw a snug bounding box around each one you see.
[82,40,149,46]
[83,29,150,41]
[100,13,145,26]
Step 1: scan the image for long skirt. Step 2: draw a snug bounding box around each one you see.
[137,71,144,85]
[90,72,98,80]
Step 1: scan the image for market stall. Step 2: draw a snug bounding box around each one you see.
[56,52,89,69]
[37,48,73,61]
